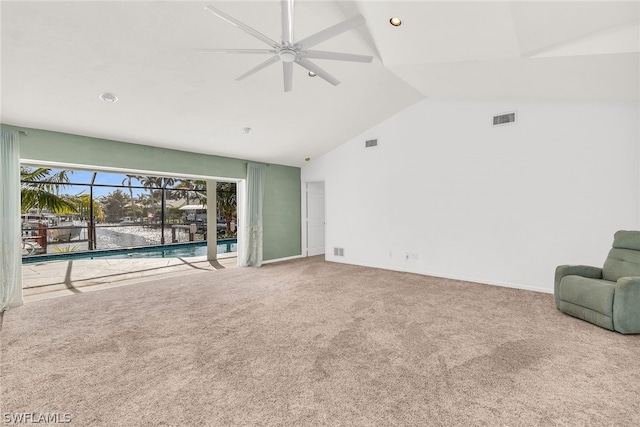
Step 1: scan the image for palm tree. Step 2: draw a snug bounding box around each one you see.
[99,189,128,222]
[216,182,236,237]
[158,177,178,203]
[175,179,207,205]
[73,194,105,222]
[176,180,235,236]
[121,174,138,219]
[136,175,179,221]
[20,167,77,214]
[135,176,158,221]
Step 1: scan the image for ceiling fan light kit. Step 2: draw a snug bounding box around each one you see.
[278,49,297,63]
[200,0,373,92]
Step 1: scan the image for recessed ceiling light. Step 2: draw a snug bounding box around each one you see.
[389,17,402,27]
[308,71,316,77]
[100,92,118,103]
[241,127,251,134]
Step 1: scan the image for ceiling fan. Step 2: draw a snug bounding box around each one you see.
[199,0,373,92]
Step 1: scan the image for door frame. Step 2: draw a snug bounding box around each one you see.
[302,180,326,257]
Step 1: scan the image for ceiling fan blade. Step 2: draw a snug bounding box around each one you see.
[205,5,280,49]
[303,50,373,63]
[283,62,293,92]
[296,14,366,49]
[198,49,276,55]
[282,0,294,45]
[295,58,340,86]
[236,55,280,81]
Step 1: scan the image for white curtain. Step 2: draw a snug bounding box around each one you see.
[240,162,266,267]
[1,130,23,311]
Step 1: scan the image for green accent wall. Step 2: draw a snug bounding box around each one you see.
[4,124,301,261]
[263,165,302,260]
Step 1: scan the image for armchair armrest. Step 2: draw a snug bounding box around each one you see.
[554,265,602,308]
[613,277,640,334]
[555,264,602,285]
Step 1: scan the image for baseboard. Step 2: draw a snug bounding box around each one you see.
[427,271,553,294]
[327,258,553,294]
[262,254,304,265]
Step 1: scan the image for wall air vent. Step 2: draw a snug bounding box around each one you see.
[334,247,344,256]
[365,139,378,148]
[493,112,516,126]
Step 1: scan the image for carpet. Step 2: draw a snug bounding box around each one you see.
[1,256,639,426]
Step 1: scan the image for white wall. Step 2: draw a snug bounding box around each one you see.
[302,98,640,293]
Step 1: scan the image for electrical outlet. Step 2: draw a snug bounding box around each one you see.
[411,253,419,260]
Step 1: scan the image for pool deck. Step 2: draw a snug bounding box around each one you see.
[22,253,237,303]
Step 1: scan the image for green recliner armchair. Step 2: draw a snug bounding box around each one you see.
[555,230,640,334]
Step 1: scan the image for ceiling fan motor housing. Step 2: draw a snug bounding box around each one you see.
[278,48,297,63]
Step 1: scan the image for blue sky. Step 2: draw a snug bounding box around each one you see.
[24,167,201,200]
[49,169,145,198]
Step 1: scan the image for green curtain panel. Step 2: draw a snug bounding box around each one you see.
[241,162,266,267]
[1,129,23,311]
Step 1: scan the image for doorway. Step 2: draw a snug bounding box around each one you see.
[305,181,325,256]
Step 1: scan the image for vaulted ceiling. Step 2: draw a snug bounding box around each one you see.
[2,1,638,167]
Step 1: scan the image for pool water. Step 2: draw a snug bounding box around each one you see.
[22,239,237,264]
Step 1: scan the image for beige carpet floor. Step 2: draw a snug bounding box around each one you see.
[1,256,639,426]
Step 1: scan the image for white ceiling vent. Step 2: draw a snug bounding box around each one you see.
[493,112,516,126]
[365,139,378,148]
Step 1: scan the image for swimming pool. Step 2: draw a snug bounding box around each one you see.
[22,239,237,264]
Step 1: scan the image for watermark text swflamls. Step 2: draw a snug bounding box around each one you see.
[2,413,72,424]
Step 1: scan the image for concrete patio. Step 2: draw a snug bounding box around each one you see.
[21,253,237,302]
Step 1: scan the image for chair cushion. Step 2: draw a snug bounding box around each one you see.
[558,275,616,317]
[602,230,640,282]
[612,230,640,251]
[602,248,640,282]
[557,301,614,331]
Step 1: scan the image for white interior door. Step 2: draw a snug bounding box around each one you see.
[306,182,325,256]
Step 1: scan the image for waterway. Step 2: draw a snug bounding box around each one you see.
[44,225,233,254]
[96,225,183,249]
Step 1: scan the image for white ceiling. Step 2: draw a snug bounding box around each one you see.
[1,1,638,167]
